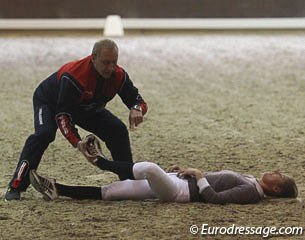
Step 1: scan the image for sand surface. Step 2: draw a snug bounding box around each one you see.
[0,32,304,239]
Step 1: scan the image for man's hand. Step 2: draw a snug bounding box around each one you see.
[167,165,184,173]
[129,108,143,130]
[177,168,204,180]
[77,135,100,164]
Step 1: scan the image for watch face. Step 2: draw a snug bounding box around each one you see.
[133,105,141,111]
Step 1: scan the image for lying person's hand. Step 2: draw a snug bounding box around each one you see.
[167,165,183,173]
[177,168,204,180]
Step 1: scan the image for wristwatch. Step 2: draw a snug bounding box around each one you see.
[132,104,142,112]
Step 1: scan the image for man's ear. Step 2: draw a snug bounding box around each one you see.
[272,185,281,193]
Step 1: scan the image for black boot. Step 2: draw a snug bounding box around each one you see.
[4,188,21,201]
[5,160,30,201]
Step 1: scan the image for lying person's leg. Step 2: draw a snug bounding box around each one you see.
[30,170,101,200]
[80,135,135,180]
[96,160,189,202]
[132,161,189,202]
[30,170,155,201]
[56,180,156,201]
[101,179,156,201]
[56,183,102,200]
[95,157,135,180]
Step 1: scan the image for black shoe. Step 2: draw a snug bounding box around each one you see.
[4,188,21,201]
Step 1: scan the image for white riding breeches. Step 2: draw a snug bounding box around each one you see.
[102,162,190,202]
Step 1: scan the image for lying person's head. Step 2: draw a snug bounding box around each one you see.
[259,170,298,198]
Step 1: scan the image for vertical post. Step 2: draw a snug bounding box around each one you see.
[103,15,124,37]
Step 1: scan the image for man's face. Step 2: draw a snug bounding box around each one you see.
[92,47,118,79]
[262,170,286,188]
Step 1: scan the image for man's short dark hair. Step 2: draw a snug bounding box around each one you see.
[278,176,298,198]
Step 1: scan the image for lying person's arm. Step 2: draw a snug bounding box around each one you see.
[197,180,261,204]
[178,168,261,204]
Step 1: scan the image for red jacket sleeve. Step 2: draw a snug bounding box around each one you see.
[56,113,81,147]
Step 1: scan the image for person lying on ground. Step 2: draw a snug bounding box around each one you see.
[29,135,298,204]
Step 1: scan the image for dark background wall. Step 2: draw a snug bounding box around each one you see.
[0,0,305,18]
